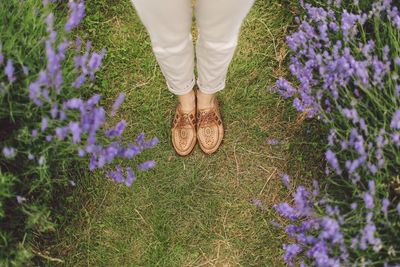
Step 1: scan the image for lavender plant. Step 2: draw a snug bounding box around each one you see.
[268,0,400,265]
[0,0,156,264]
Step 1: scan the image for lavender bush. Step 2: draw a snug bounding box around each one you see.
[268,0,400,265]
[0,0,156,264]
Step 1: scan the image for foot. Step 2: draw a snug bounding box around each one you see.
[171,92,197,156]
[196,90,216,110]
[178,89,196,112]
[196,91,224,154]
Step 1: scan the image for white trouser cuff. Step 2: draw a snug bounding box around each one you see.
[167,75,196,95]
[197,78,226,94]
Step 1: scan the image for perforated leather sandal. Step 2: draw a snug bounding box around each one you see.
[171,102,197,156]
[196,96,224,154]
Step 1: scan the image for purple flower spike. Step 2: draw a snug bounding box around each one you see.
[111,93,125,116]
[78,147,86,157]
[125,167,136,187]
[5,59,16,82]
[270,220,282,228]
[105,120,126,138]
[137,160,156,171]
[143,136,158,148]
[38,156,45,166]
[22,65,29,75]
[88,49,106,80]
[135,132,145,144]
[69,121,82,144]
[41,117,49,132]
[368,180,376,195]
[325,149,342,175]
[381,198,389,217]
[391,108,400,129]
[65,1,85,33]
[280,173,291,190]
[283,243,302,266]
[51,104,58,118]
[364,193,374,209]
[44,12,54,26]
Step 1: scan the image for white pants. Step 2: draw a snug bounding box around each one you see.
[130,0,255,95]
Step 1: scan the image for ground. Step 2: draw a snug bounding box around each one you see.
[45,0,327,266]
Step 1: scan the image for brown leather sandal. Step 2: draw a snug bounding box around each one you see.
[196,95,224,154]
[171,102,197,156]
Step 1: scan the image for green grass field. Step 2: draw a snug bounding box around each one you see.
[42,0,328,265]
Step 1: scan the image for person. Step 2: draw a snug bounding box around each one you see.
[130,0,255,156]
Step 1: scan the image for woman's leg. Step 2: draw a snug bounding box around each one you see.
[131,0,197,156]
[195,0,255,108]
[130,0,195,104]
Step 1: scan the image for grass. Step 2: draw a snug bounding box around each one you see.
[39,0,328,265]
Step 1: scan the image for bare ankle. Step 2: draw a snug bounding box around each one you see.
[197,90,215,109]
[178,90,195,112]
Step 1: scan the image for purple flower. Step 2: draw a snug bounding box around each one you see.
[72,73,86,88]
[252,197,266,210]
[142,136,158,149]
[105,120,126,138]
[78,147,86,157]
[65,1,85,33]
[65,98,84,109]
[22,65,29,75]
[69,121,82,144]
[381,198,389,217]
[283,243,302,266]
[70,180,76,186]
[279,173,291,189]
[325,149,342,175]
[270,220,282,228]
[274,202,299,221]
[364,193,374,209]
[390,108,400,129]
[50,104,58,119]
[44,12,54,26]
[137,160,156,171]
[319,217,343,244]
[5,59,16,82]
[368,180,375,195]
[2,147,15,158]
[111,93,125,116]
[88,49,106,80]
[55,126,68,140]
[89,154,97,170]
[38,156,45,166]
[106,165,125,183]
[125,167,136,187]
[41,117,49,132]
[86,94,100,106]
[16,195,26,203]
[28,154,34,160]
